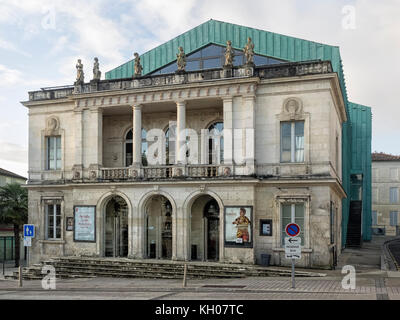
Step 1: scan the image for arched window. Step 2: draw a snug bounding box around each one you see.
[208,122,224,164]
[125,128,148,166]
[165,125,191,165]
[165,126,175,165]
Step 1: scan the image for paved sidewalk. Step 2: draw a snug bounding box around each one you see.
[0,273,399,300]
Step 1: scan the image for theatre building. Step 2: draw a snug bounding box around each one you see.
[22,20,371,269]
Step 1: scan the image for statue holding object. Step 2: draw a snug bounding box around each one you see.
[93,57,101,81]
[75,59,84,85]
[176,46,186,72]
[134,52,142,77]
[224,40,235,68]
[243,37,255,66]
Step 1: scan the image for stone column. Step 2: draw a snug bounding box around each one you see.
[243,95,256,175]
[87,108,103,179]
[132,104,142,166]
[131,205,145,259]
[72,109,83,179]
[223,97,234,167]
[175,100,186,165]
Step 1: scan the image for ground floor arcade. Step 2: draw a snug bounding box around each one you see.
[27,180,345,269]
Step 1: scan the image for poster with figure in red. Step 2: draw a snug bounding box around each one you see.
[224,206,253,247]
[74,206,96,242]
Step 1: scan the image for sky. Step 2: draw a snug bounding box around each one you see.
[0,0,399,177]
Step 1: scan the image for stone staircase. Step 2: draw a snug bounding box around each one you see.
[8,257,326,280]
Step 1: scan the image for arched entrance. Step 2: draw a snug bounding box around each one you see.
[144,195,173,259]
[190,195,220,261]
[104,196,129,257]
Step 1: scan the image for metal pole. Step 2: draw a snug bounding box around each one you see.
[3,238,5,275]
[18,266,23,287]
[182,263,187,287]
[291,259,295,289]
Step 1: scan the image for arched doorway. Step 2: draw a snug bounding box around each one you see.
[144,195,173,259]
[104,196,129,257]
[190,195,220,261]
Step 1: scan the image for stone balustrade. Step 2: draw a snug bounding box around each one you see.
[144,166,173,179]
[101,167,130,180]
[187,165,220,178]
[27,60,333,102]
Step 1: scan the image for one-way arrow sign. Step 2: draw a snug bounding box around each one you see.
[285,237,301,259]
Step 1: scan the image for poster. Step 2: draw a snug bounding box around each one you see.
[74,206,96,242]
[224,206,253,247]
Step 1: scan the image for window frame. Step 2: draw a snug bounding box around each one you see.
[45,203,62,240]
[207,121,224,165]
[280,202,305,246]
[390,211,398,226]
[124,128,148,167]
[46,136,62,171]
[280,121,305,163]
[389,187,398,204]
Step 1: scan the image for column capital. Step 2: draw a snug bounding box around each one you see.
[222,96,234,103]
[175,100,187,107]
[132,104,143,111]
[243,94,256,102]
[89,106,103,113]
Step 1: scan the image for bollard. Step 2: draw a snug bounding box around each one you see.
[182,263,187,288]
[18,266,23,288]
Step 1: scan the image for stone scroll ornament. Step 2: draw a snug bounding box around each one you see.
[243,37,255,66]
[134,52,143,77]
[224,40,235,68]
[75,59,84,85]
[93,57,101,80]
[176,46,186,72]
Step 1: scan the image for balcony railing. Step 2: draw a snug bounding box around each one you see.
[144,166,173,179]
[101,168,130,180]
[99,165,222,180]
[187,165,219,178]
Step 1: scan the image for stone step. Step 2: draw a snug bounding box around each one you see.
[12,257,326,280]
[45,261,245,274]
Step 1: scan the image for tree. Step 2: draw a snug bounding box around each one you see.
[0,183,28,267]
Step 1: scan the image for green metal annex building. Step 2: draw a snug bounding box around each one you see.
[105,20,372,248]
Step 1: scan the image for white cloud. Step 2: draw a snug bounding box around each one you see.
[0,38,31,57]
[0,141,27,164]
[0,65,23,87]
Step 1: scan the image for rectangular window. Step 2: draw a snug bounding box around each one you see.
[280,121,304,163]
[46,204,61,239]
[372,211,377,226]
[46,136,61,170]
[281,203,304,245]
[390,211,398,226]
[390,187,398,204]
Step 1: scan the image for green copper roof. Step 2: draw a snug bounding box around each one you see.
[105,19,347,105]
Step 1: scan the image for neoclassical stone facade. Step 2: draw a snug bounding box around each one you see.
[23,58,346,269]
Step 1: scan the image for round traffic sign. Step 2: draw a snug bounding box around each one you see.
[285,223,300,237]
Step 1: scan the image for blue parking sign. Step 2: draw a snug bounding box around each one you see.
[24,224,35,238]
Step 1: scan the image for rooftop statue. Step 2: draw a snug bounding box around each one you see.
[134,52,142,77]
[75,59,84,85]
[224,40,234,68]
[243,37,255,66]
[176,46,186,72]
[93,57,101,81]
